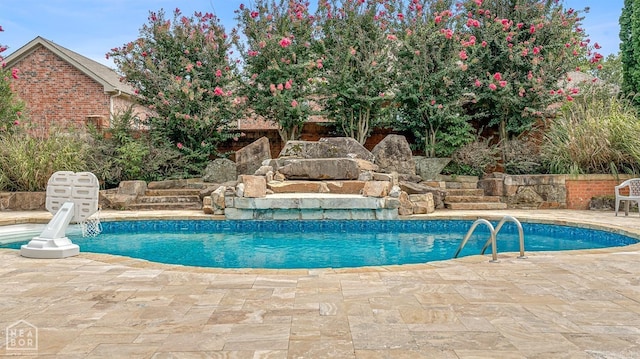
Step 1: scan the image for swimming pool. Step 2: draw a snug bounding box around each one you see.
[1,219,637,269]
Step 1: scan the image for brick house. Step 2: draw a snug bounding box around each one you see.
[4,36,150,133]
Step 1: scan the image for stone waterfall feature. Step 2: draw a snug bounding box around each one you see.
[204,135,446,219]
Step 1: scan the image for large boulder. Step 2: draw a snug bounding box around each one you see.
[279,140,326,158]
[371,134,416,175]
[279,137,374,161]
[278,158,361,180]
[318,137,375,161]
[117,180,147,195]
[240,175,267,198]
[236,136,271,175]
[202,158,237,183]
[399,181,446,209]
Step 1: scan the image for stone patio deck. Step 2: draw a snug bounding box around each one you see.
[1,209,640,358]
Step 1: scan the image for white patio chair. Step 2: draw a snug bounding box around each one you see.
[615,178,640,216]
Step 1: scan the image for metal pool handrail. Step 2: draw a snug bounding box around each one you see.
[454,219,498,262]
[453,215,526,262]
[480,215,526,259]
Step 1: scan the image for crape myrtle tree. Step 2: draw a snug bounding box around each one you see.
[454,0,602,142]
[107,9,239,163]
[0,25,25,135]
[234,0,319,143]
[316,0,397,144]
[394,0,474,157]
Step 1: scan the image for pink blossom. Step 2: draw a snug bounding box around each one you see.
[277,83,284,91]
[493,72,502,81]
[499,80,507,87]
[214,87,224,96]
[533,47,540,54]
[566,95,574,101]
[430,99,436,105]
[13,120,19,125]
[481,40,487,47]
[459,50,468,60]
[474,79,482,87]
[11,68,18,79]
[196,61,202,67]
[250,11,259,18]
[386,34,397,41]
[216,69,222,77]
[177,142,184,149]
[0,26,4,32]
[269,83,277,93]
[527,71,533,80]
[474,0,482,5]
[397,13,404,20]
[285,80,292,89]
[489,83,497,91]
[259,41,266,48]
[279,37,292,48]
[350,48,356,55]
[594,42,602,49]
[441,29,453,39]
[529,25,536,34]
[291,100,298,107]
[248,50,258,57]
[435,15,442,24]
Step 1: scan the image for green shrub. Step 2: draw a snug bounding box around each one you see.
[0,129,92,191]
[444,138,499,177]
[86,106,192,188]
[501,137,544,175]
[541,85,640,175]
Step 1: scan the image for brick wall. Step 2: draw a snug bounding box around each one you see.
[565,175,631,210]
[11,45,111,133]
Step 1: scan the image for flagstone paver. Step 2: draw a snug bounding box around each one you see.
[1,209,640,357]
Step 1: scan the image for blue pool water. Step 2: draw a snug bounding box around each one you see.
[1,220,637,269]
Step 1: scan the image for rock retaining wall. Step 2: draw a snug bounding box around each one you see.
[479,174,633,210]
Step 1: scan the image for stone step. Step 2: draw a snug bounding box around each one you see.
[267,180,366,195]
[437,175,479,183]
[136,195,202,204]
[445,189,484,196]
[225,193,399,220]
[127,202,203,210]
[231,193,392,210]
[446,202,508,210]
[444,181,478,190]
[144,189,202,197]
[445,195,502,203]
